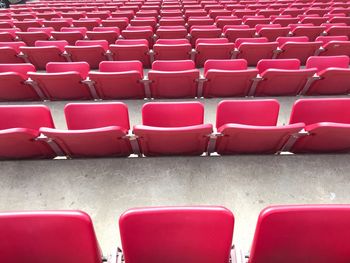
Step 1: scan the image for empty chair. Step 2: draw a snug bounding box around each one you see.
[121,26,154,47]
[190,25,222,46]
[305,56,350,95]
[20,40,68,70]
[291,25,326,41]
[0,210,104,262]
[65,40,109,69]
[28,62,93,100]
[133,102,213,156]
[102,18,129,31]
[153,39,191,61]
[148,60,200,98]
[276,37,322,64]
[215,17,242,29]
[0,41,26,63]
[215,100,304,154]
[0,105,56,159]
[110,39,151,68]
[234,38,279,66]
[244,18,270,28]
[195,38,235,67]
[0,28,20,42]
[159,17,186,26]
[0,64,40,101]
[272,17,299,27]
[72,19,100,30]
[16,27,52,46]
[41,103,133,158]
[86,27,120,44]
[46,19,74,31]
[301,16,328,26]
[254,59,317,96]
[156,26,188,39]
[130,17,157,30]
[325,25,350,38]
[203,59,258,98]
[257,26,291,41]
[316,36,350,56]
[248,205,350,263]
[289,98,350,153]
[187,17,214,27]
[224,25,256,43]
[119,206,233,262]
[52,27,87,45]
[13,20,42,31]
[89,61,145,99]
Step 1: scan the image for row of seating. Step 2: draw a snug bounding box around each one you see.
[2,57,349,101]
[2,205,350,263]
[1,98,350,159]
[2,34,350,69]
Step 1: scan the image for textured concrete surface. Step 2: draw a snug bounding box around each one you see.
[0,96,349,255]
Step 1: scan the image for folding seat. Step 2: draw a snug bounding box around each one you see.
[0,63,41,101]
[160,10,183,17]
[119,206,234,262]
[28,62,93,100]
[101,18,129,31]
[306,8,330,16]
[133,102,213,156]
[257,9,280,18]
[41,103,133,158]
[148,60,200,98]
[203,59,258,98]
[72,19,100,30]
[276,37,323,64]
[304,56,350,95]
[130,17,157,30]
[233,9,256,18]
[0,41,26,63]
[51,27,86,45]
[325,25,350,38]
[209,9,231,20]
[329,17,350,25]
[158,17,186,26]
[86,11,111,20]
[16,27,53,46]
[184,9,208,19]
[61,12,86,20]
[254,59,317,96]
[109,39,151,68]
[13,20,42,31]
[223,25,255,43]
[215,17,242,29]
[248,205,350,262]
[36,12,61,20]
[244,18,270,28]
[291,25,326,41]
[42,19,72,31]
[215,100,304,154]
[136,10,159,18]
[20,40,68,70]
[121,25,154,47]
[65,40,109,69]
[187,17,215,27]
[153,39,192,61]
[272,17,299,27]
[257,26,291,41]
[86,27,120,44]
[289,99,350,153]
[189,25,222,46]
[156,26,188,39]
[281,8,306,17]
[0,105,56,159]
[316,36,350,56]
[89,61,145,99]
[234,38,279,66]
[301,16,328,26]
[12,13,37,21]
[0,210,104,261]
[195,38,235,67]
[111,11,135,20]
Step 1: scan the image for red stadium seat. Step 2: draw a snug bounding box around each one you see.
[255,59,317,96]
[289,98,350,153]
[0,41,26,63]
[110,39,151,68]
[244,18,271,28]
[291,25,326,41]
[276,36,322,64]
[0,63,40,101]
[0,210,103,262]
[52,27,87,45]
[0,105,55,159]
[325,25,350,38]
[72,19,100,30]
[224,25,256,43]
[156,25,188,39]
[65,40,109,69]
[272,17,299,27]
[16,27,52,46]
[119,206,234,263]
[153,39,191,60]
[189,25,222,46]
[195,38,235,67]
[41,103,133,158]
[133,102,213,156]
[234,38,278,66]
[215,100,304,154]
[43,19,72,31]
[316,36,350,56]
[203,59,258,98]
[121,25,154,47]
[305,56,350,95]
[257,26,291,41]
[0,28,21,42]
[101,18,129,30]
[89,61,145,99]
[20,40,68,70]
[148,60,200,98]
[28,62,93,100]
[86,27,120,44]
[248,205,350,263]
[158,17,186,26]
[13,20,42,31]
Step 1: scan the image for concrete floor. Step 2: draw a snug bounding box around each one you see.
[1,96,350,255]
